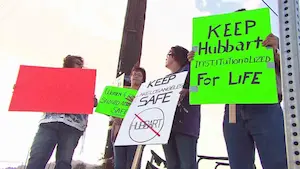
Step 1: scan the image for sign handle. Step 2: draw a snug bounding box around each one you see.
[130,145,143,169]
[229,104,236,123]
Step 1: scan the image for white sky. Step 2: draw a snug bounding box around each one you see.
[0,0,279,168]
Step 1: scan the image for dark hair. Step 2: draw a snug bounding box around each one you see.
[131,66,146,82]
[63,55,84,68]
[235,8,246,12]
[171,45,189,67]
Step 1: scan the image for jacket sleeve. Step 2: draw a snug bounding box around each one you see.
[181,64,190,89]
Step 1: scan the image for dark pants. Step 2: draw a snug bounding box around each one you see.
[113,145,143,169]
[26,122,82,169]
[223,104,287,169]
[163,132,198,169]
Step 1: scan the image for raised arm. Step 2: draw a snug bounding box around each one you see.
[262,33,280,73]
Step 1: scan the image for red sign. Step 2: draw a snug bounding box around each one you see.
[9,65,97,114]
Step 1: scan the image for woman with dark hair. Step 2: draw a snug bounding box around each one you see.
[163,45,201,169]
[111,66,147,169]
[26,55,98,169]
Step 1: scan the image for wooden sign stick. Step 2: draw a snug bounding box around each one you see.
[229,104,236,123]
[131,145,144,169]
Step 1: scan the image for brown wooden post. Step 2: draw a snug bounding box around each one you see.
[102,0,147,168]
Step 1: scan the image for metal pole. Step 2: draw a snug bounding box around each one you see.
[102,0,147,168]
[278,0,300,168]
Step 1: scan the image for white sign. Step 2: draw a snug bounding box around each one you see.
[114,71,188,146]
[112,73,125,87]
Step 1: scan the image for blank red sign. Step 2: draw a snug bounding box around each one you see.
[9,65,97,114]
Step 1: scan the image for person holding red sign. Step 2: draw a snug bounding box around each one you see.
[26,55,98,169]
[188,24,287,169]
[111,66,147,169]
[163,45,201,169]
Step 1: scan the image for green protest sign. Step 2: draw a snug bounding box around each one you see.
[95,86,137,118]
[190,8,278,104]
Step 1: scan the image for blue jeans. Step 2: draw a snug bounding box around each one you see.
[223,104,287,169]
[26,122,82,169]
[163,132,198,169]
[113,145,142,169]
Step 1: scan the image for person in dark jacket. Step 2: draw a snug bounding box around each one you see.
[26,55,98,169]
[163,45,201,169]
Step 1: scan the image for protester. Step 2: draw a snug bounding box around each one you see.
[163,45,201,169]
[26,55,98,169]
[224,37,286,168]
[111,66,147,169]
[187,9,287,168]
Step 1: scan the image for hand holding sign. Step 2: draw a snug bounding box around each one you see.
[114,117,123,125]
[126,95,135,104]
[187,51,195,62]
[179,89,189,103]
[262,33,279,50]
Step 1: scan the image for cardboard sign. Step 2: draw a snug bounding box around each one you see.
[114,71,188,146]
[9,65,96,114]
[190,8,278,104]
[95,86,137,118]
